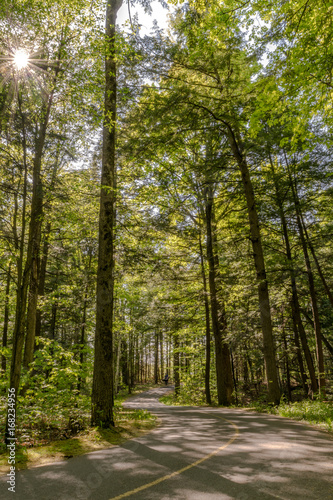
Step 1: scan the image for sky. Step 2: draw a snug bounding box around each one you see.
[117,1,173,34]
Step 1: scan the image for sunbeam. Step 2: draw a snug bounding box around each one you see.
[13,49,29,70]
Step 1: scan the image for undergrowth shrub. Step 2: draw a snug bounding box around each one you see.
[278,399,333,430]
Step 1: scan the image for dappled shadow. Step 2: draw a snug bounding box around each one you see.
[1,388,333,500]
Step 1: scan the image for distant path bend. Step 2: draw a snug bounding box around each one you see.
[1,387,333,499]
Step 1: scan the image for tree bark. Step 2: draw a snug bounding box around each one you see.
[91,0,123,427]
[6,92,55,440]
[1,264,11,373]
[294,326,308,393]
[114,338,121,393]
[16,52,62,379]
[154,332,159,384]
[286,156,325,394]
[199,230,212,404]
[227,131,280,404]
[302,222,333,310]
[8,98,54,403]
[29,152,61,352]
[205,184,233,405]
[322,333,333,358]
[129,330,135,388]
[160,331,164,382]
[121,339,128,386]
[173,333,180,395]
[269,156,317,393]
[282,319,292,401]
[34,222,51,341]
[77,282,90,393]
[50,303,57,340]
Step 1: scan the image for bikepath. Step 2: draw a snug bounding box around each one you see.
[1,387,333,499]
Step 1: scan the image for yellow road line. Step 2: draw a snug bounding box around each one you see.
[109,415,239,500]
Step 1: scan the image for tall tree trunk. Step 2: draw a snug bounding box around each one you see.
[77,286,89,393]
[302,222,333,310]
[154,332,159,384]
[285,156,325,394]
[77,251,92,393]
[230,348,238,404]
[50,303,58,340]
[243,355,249,388]
[6,129,48,436]
[135,335,139,383]
[160,331,164,382]
[166,336,170,375]
[322,333,333,358]
[121,339,128,386]
[173,333,180,395]
[6,84,56,440]
[270,157,317,393]
[199,230,211,404]
[49,266,59,341]
[205,184,233,405]
[24,228,41,370]
[34,222,51,340]
[128,343,132,394]
[91,0,123,427]
[226,130,280,404]
[1,264,11,373]
[14,96,28,292]
[31,152,61,350]
[282,317,292,401]
[5,98,27,402]
[290,303,310,394]
[114,338,121,393]
[15,57,62,380]
[129,331,134,389]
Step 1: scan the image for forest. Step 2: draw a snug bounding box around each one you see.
[1,0,333,463]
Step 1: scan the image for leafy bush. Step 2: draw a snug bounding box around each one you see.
[278,400,333,431]
[247,396,333,432]
[0,337,93,447]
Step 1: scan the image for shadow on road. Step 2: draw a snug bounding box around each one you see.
[1,388,333,500]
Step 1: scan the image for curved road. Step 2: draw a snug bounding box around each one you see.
[1,387,333,499]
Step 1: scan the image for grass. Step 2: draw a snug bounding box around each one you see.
[158,393,207,407]
[159,385,215,407]
[0,413,157,472]
[0,384,158,474]
[160,388,333,433]
[2,382,332,475]
[249,398,333,432]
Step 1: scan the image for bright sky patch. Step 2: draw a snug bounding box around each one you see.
[13,49,29,70]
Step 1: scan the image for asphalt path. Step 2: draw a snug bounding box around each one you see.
[1,387,333,500]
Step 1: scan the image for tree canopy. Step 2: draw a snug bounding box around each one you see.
[1,0,333,449]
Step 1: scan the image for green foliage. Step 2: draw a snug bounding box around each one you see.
[249,398,333,433]
[160,390,208,406]
[0,397,157,470]
[1,0,333,451]
[0,337,93,448]
[0,381,157,471]
[278,400,333,432]
[115,408,155,422]
[160,390,333,433]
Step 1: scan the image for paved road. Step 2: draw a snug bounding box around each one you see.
[1,387,333,499]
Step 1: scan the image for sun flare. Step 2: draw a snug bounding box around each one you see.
[13,49,29,70]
